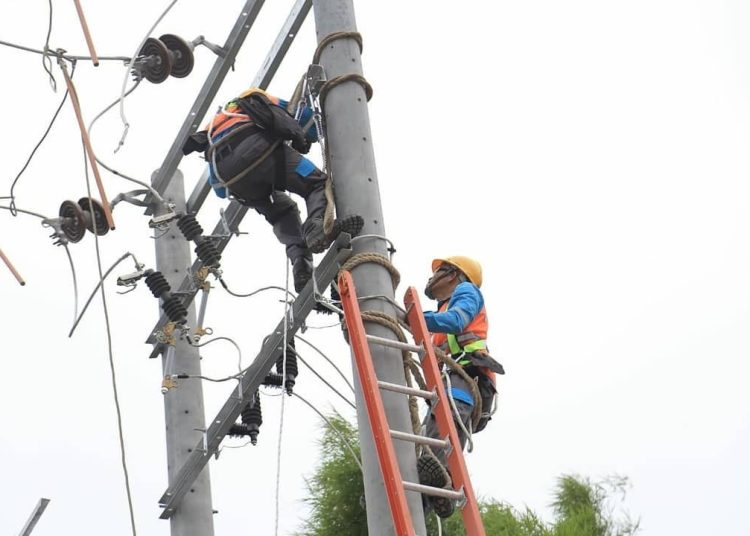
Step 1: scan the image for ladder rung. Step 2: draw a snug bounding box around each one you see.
[390,429,450,449]
[378,381,438,402]
[402,481,465,501]
[365,334,424,355]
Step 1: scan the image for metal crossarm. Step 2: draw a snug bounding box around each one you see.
[158,234,352,519]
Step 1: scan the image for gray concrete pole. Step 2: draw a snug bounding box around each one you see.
[312,2,427,534]
[154,171,215,536]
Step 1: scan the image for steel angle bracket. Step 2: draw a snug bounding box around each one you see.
[157,233,352,519]
[146,201,249,358]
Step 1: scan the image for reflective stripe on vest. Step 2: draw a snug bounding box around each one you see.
[431,301,488,355]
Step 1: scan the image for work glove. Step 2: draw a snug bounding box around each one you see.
[291,134,311,154]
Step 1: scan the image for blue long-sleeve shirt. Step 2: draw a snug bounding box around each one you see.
[424,282,485,406]
[424,282,484,334]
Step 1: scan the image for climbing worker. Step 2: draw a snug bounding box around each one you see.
[417,256,505,518]
[182,87,363,292]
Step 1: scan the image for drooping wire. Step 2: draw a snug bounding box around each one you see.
[295,335,355,394]
[87,79,169,208]
[187,336,244,379]
[7,61,75,215]
[292,392,363,472]
[62,243,79,328]
[79,146,137,534]
[296,354,356,409]
[41,0,56,91]
[116,0,179,152]
[218,278,297,301]
[0,204,79,327]
[68,252,139,337]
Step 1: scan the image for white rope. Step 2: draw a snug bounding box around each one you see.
[443,371,474,453]
[273,256,292,536]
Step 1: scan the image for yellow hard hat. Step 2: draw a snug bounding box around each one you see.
[431,256,483,287]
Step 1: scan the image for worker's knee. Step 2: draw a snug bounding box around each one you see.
[259,192,300,225]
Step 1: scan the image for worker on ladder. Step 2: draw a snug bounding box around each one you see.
[418,256,505,518]
[182,87,363,292]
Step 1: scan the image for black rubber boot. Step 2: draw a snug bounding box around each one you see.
[305,215,364,254]
[292,257,313,293]
[417,454,456,519]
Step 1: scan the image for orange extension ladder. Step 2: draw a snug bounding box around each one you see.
[338,270,486,536]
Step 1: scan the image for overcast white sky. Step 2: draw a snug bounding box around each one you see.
[1,1,749,535]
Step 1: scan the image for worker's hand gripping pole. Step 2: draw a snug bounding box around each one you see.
[57,57,115,230]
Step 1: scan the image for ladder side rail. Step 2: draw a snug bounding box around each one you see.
[338,271,414,536]
[403,286,487,536]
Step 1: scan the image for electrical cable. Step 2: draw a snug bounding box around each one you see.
[41,0,56,91]
[295,335,355,394]
[7,61,75,215]
[116,0,179,152]
[86,78,169,207]
[292,392,363,472]
[68,252,138,337]
[0,204,79,325]
[81,145,137,535]
[0,205,48,220]
[218,278,296,301]
[62,243,79,328]
[303,321,342,330]
[187,336,243,378]
[0,39,129,62]
[296,354,356,410]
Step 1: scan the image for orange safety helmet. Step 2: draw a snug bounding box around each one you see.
[431,256,482,287]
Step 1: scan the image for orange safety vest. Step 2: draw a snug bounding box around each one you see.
[431,301,494,385]
[206,88,283,139]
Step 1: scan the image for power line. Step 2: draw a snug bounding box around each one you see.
[295,334,355,393]
[7,61,75,215]
[41,0,55,90]
[81,146,137,535]
[296,354,355,410]
[0,39,129,62]
[68,252,139,338]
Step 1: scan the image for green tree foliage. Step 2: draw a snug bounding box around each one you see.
[298,416,639,536]
[298,414,367,536]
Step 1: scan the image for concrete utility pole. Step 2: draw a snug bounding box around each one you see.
[154,172,214,536]
[313,1,428,534]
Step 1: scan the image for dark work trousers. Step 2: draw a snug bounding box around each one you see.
[214,133,328,265]
[423,372,475,467]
